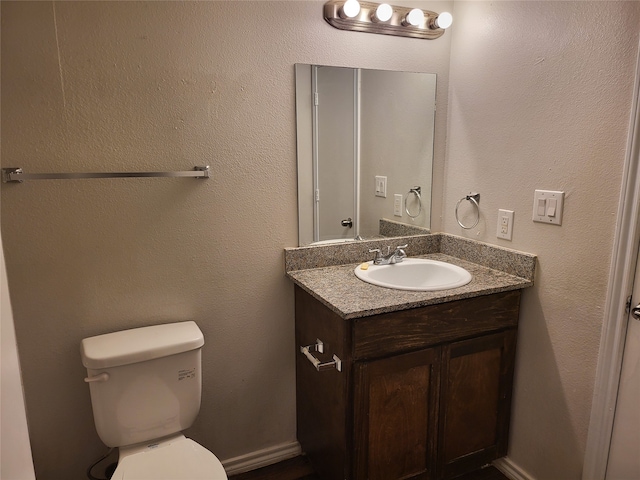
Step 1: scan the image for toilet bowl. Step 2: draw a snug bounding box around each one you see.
[81,321,228,480]
[110,434,227,480]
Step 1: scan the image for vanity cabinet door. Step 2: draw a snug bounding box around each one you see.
[437,330,517,479]
[353,347,441,480]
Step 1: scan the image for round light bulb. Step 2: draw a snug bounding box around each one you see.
[405,8,424,26]
[341,0,361,18]
[374,3,393,22]
[436,12,453,29]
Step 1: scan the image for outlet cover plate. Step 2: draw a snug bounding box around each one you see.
[394,194,402,217]
[497,209,514,240]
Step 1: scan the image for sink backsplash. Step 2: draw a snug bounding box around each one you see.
[378,218,431,237]
[284,233,536,282]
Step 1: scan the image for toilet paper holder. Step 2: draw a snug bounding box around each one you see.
[300,339,342,372]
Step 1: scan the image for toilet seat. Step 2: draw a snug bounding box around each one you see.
[110,435,227,480]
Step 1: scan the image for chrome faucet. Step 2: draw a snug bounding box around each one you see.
[369,244,408,265]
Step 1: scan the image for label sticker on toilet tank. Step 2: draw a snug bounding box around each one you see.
[178,368,196,381]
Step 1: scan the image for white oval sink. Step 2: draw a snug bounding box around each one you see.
[354,258,472,291]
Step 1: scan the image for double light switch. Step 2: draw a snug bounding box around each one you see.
[533,190,564,225]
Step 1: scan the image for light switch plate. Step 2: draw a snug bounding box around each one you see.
[375,176,387,198]
[533,190,564,225]
[497,209,514,240]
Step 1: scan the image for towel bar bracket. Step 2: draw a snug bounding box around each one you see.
[300,339,343,373]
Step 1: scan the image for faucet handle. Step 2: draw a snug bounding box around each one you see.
[395,244,408,262]
[369,248,382,264]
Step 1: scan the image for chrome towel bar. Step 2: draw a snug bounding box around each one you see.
[300,339,342,372]
[2,166,210,183]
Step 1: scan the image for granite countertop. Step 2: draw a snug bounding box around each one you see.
[285,234,537,320]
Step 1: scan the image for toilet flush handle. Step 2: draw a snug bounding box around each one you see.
[84,372,110,383]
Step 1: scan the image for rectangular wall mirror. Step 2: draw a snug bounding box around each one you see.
[295,64,436,246]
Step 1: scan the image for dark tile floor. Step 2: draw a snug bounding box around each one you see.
[228,455,318,480]
[228,455,509,480]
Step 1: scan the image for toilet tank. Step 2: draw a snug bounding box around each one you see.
[80,321,205,448]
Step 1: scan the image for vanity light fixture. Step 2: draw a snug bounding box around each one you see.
[340,0,361,18]
[372,3,393,23]
[402,8,424,27]
[430,11,453,29]
[324,0,452,40]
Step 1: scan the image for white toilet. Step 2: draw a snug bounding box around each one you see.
[80,321,228,480]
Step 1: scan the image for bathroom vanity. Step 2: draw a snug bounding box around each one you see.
[285,234,536,480]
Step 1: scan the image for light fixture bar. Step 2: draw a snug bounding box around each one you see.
[324,1,448,40]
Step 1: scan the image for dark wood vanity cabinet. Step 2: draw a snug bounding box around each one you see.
[295,285,520,480]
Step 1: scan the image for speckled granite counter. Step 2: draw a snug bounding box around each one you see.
[285,234,536,319]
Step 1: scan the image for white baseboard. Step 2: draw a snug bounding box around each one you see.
[493,457,535,480]
[221,441,302,476]
[221,444,530,479]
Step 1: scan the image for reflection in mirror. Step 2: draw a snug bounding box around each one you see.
[295,64,436,246]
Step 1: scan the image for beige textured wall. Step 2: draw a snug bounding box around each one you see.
[0,2,452,478]
[6,2,635,479]
[444,2,640,478]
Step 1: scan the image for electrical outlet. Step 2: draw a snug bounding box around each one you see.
[394,194,403,217]
[497,209,514,240]
[375,176,387,198]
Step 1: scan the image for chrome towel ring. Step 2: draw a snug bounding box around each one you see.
[455,193,480,229]
[405,186,422,218]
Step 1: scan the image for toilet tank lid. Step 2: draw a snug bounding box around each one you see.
[81,321,204,369]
